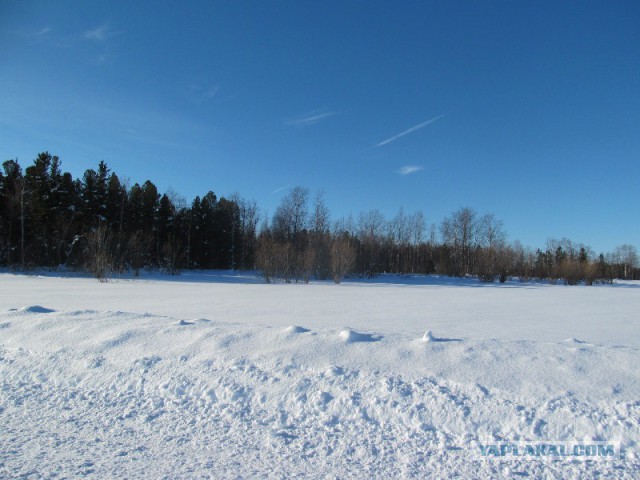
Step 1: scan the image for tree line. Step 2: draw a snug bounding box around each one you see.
[1,152,638,283]
[0,152,258,278]
[256,189,639,285]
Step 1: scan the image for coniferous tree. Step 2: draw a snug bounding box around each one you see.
[1,160,24,266]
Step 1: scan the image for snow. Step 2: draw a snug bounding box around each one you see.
[16,305,56,314]
[285,325,311,334]
[338,329,382,343]
[0,271,639,478]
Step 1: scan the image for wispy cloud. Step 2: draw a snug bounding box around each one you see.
[376,114,445,147]
[187,83,220,104]
[29,27,51,37]
[285,109,337,127]
[397,165,423,176]
[81,24,123,66]
[83,24,122,42]
[200,86,220,102]
[14,26,52,40]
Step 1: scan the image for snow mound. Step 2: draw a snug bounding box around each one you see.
[18,305,56,314]
[339,329,382,343]
[284,325,310,334]
[422,330,462,343]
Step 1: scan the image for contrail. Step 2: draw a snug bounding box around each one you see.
[376,114,445,147]
[285,110,337,127]
[271,184,291,194]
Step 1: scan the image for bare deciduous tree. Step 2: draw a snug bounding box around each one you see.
[357,209,385,277]
[330,233,355,284]
[440,207,478,276]
[85,224,113,282]
[476,213,506,282]
[613,244,638,280]
[273,186,308,243]
[311,191,331,279]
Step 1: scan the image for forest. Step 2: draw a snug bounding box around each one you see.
[1,152,638,283]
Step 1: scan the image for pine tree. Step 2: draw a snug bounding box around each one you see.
[0,160,23,265]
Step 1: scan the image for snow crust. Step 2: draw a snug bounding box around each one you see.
[0,271,639,478]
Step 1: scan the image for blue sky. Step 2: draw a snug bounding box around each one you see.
[1,1,638,254]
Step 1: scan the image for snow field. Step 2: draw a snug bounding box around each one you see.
[0,272,639,478]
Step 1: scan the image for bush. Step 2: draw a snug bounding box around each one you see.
[85,225,113,282]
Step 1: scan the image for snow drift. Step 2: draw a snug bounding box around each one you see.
[0,272,638,478]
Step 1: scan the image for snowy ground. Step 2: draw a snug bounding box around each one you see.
[0,271,639,478]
